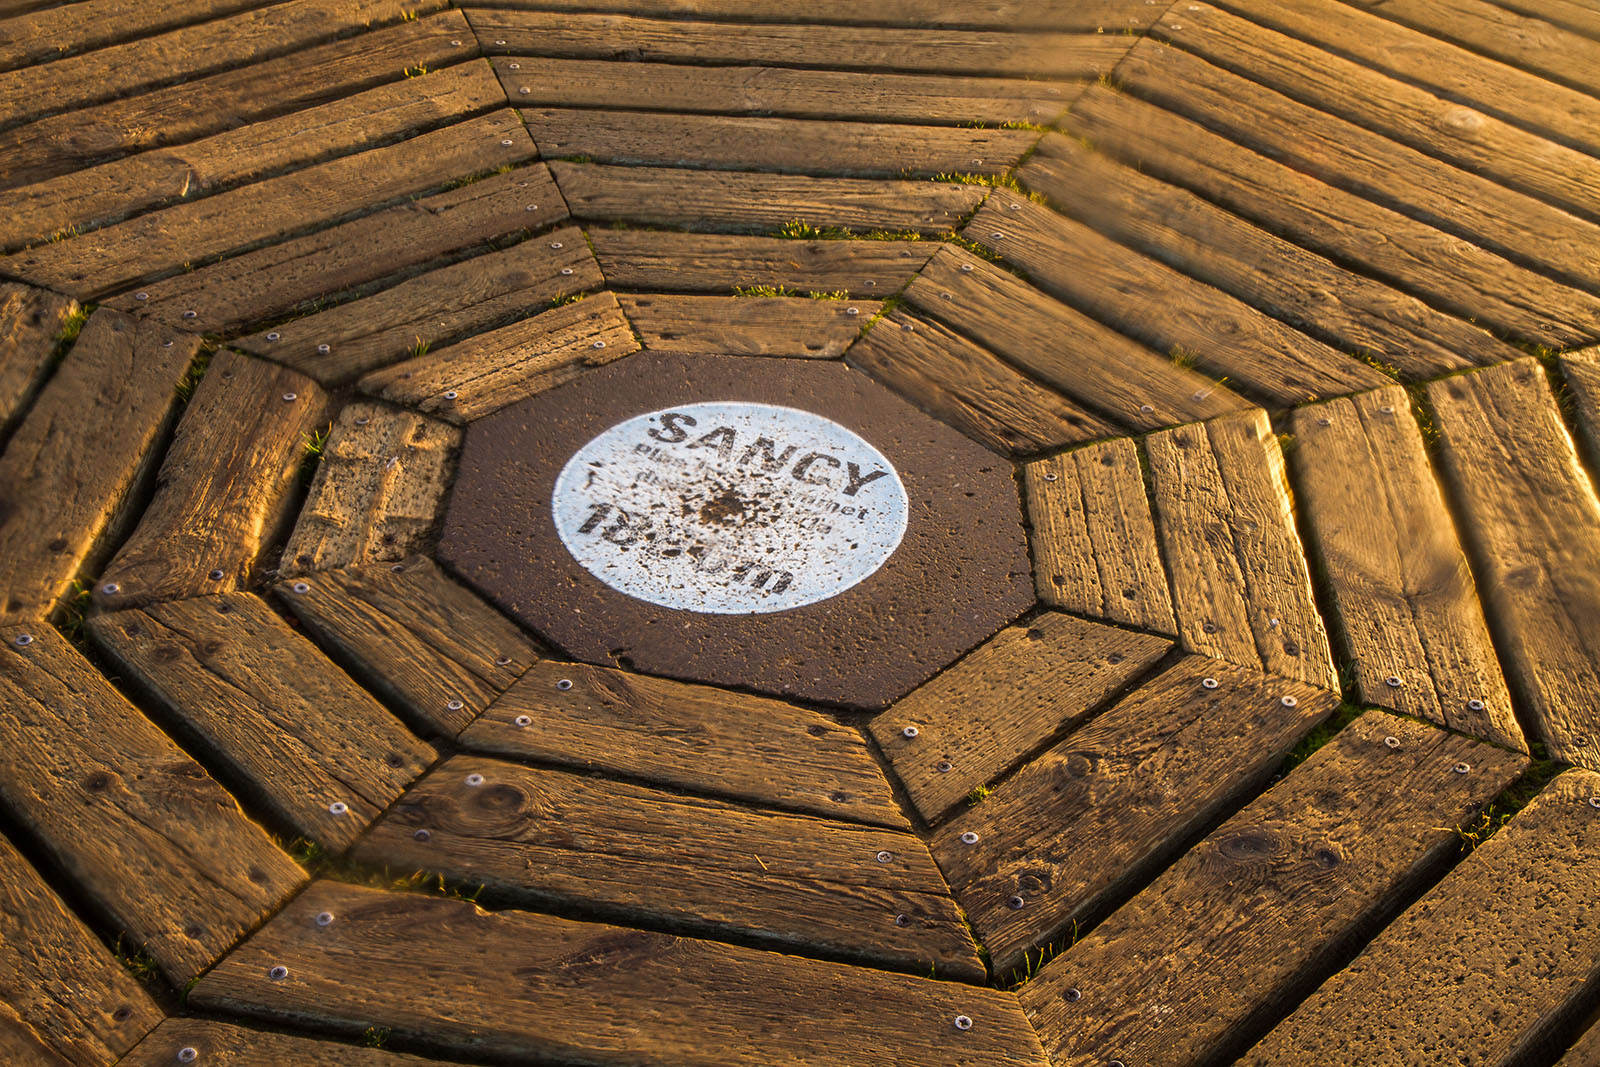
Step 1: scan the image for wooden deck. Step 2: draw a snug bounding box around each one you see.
[2,1,1600,1064]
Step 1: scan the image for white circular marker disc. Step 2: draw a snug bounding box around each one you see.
[552,402,909,614]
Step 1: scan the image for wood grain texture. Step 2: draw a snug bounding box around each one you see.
[1022,711,1526,1066]
[120,1018,460,1067]
[550,160,981,234]
[274,557,539,737]
[95,350,328,609]
[280,403,460,574]
[870,613,1171,824]
[1560,347,1600,464]
[0,1002,68,1067]
[0,625,305,984]
[934,656,1337,976]
[475,0,1155,31]
[191,879,1051,1066]
[903,245,1249,432]
[358,292,639,423]
[0,281,75,430]
[459,660,910,829]
[590,230,933,295]
[1560,1017,1600,1067]
[618,293,879,357]
[0,308,194,625]
[1147,409,1338,689]
[1427,360,1600,769]
[1023,438,1177,633]
[0,832,161,1066]
[357,755,984,979]
[89,593,436,850]
[1291,386,1521,747]
[846,308,1115,457]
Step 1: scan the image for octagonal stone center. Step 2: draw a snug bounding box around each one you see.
[552,402,909,615]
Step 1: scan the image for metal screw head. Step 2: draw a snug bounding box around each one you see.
[845,306,859,315]
[501,138,513,146]
[208,569,225,580]
[959,263,974,272]
[1385,675,1403,688]
[902,725,920,738]
[281,392,297,402]
[1384,736,1401,749]
[560,267,574,276]
[525,204,538,211]
[291,582,310,594]
[1042,471,1058,481]
[1009,203,1022,211]
[1008,894,1025,909]
[266,331,280,341]
[1588,797,1600,810]
[268,965,289,980]
[1378,405,1395,414]
[875,850,893,863]
[465,773,485,787]
[451,39,462,45]
[1201,677,1219,690]
[328,801,348,815]
[496,38,507,44]
[556,678,573,691]
[446,699,465,711]
[519,86,530,94]
[101,583,120,595]
[1063,987,1082,1002]
[514,714,532,727]
[960,831,980,845]
[954,1015,973,1031]
[1316,416,1331,426]
[1281,695,1299,708]
[496,655,514,666]
[178,1048,199,1063]
[1202,622,1218,634]
[354,415,370,425]
[592,340,606,349]
[134,292,149,301]
[182,310,197,320]
[1453,762,1472,774]
[1140,403,1155,414]
[162,339,174,347]
[413,828,431,841]
[990,231,1005,240]
[443,391,458,401]
[936,760,953,773]
[550,241,564,249]
[12,634,32,647]
[315,911,334,927]
[894,913,910,926]
[316,344,330,354]
[1467,698,1486,712]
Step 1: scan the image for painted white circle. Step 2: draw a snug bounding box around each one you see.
[552,402,908,614]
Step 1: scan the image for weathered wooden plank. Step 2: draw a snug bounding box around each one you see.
[550,160,980,235]
[1146,410,1338,689]
[1427,360,1600,769]
[1560,347,1600,464]
[468,10,1126,77]
[498,56,1075,124]
[90,593,436,850]
[191,879,1051,1066]
[1491,0,1600,40]
[1063,83,1600,348]
[6,111,536,300]
[120,1018,461,1067]
[1,62,506,252]
[0,0,438,130]
[280,403,459,574]
[1560,1018,1600,1067]
[0,281,75,430]
[904,246,1250,432]
[618,293,879,357]
[475,0,1153,31]
[1022,711,1526,1066]
[846,308,1114,457]
[967,197,1387,406]
[235,225,599,384]
[870,613,1171,825]
[0,0,283,71]
[0,831,161,1066]
[358,755,984,979]
[274,557,539,737]
[526,107,1032,178]
[1023,438,1177,633]
[1243,769,1600,1066]
[0,308,194,625]
[934,656,1337,977]
[1291,386,1522,748]
[459,660,911,829]
[95,350,328,609]
[1020,136,1518,377]
[0,13,478,190]
[590,230,933,295]
[0,626,305,984]
[358,292,640,423]
[0,1002,68,1067]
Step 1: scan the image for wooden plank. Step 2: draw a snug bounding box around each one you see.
[0,625,305,984]
[474,0,1154,31]
[0,831,161,1066]
[1153,2,1600,225]
[0,281,75,430]
[1560,347,1600,465]
[1023,438,1177,633]
[0,0,439,130]
[550,160,981,234]
[1020,135,1519,377]
[6,110,536,301]
[235,225,600,384]
[459,660,911,829]
[1243,769,1600,1066]
[1063,83,1600,349]
[1427,359,1600,769]
[468,10,1126,76]
[904,245,1251,432]
[1021,711,1526,1066]
[1561,1018,1600,1067]
[105,163,568,337]
[967,197,1388,406]
[0,0,285,71]
[932,656,1337,977]
[0,1002,68,1067]
[191,879,1051,1066]
[358,291,640,423]
[356,754,984,979]
[498,56,1076,124]
[618,293,879,357]
[94,349,328,609]
[0,12,478,190]
[1492,0,1600,41]
[869,613,1171,824]
[1146,410,1339,689]
[280,403,459,574]
[89,593,437,850]
[525,107,1032,178]
[274,557,539,737]
[0,308,195,626]
[120,1018,462,1067]
[1,61,507,252]
[845,308,1115,457]
[1291,386,1522,748]
[590,230,934,295]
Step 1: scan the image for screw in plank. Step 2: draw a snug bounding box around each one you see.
[845,306,860,316]
[1140,404,1155,414]
[1009,203,1022,211]
[508,62,519,69]
[1202,622,1218,634]
[1385,675,1404,688]
[182,310,197,320]
[413,828,431,842]
[281,392,297,402]
[134,292,149,301]
[208,569,225,581]
[1110,1061,1127,1067]
[875,850,894,863]
[1063,987,1082,1002]
[526,204,539,211]
[514,715,532,727]
[495,655,514,666]
[101,583,120,595]
[443,391,459,401]
[1384,736,1401,750]
[1041,471,1058,481]
[12,633,32,647]
[267,965,288,980]
[901,322,914,331]
[316,344,330,354]
[902,725,920,738]
[1281,695,1299,708]
[501,139,514,146]
[894,914,910,927]
[162,339,175,348]
[327,802,348,816]
[1008,894,1025,909]
[446,699,465,712]
[1379,405,1395,415]
[290,582,310,594]
[990,231,1005,240]
[519,87,530,94]
[954,1016,973,1031]
[1201,677,1219,690]
[550,241,564,249]
[1453,762,1472,774]
[1316,416,1331,426]
[495,39,507,44]
[971,158,984,165]
[960,831,980,845]
[354,415,370,425]
[315,912,334,927]
[592,341,606,349]
[265,332,280,341]
[465,773,485,787]
[1588,797,1600,810]
[451,39,462,45]
[560,267,574,276]
[1467,698,1486,712]
[937,761,953,773]
[178,1048,199,1063]
[959,263,974,272]
[556,678,574,691]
